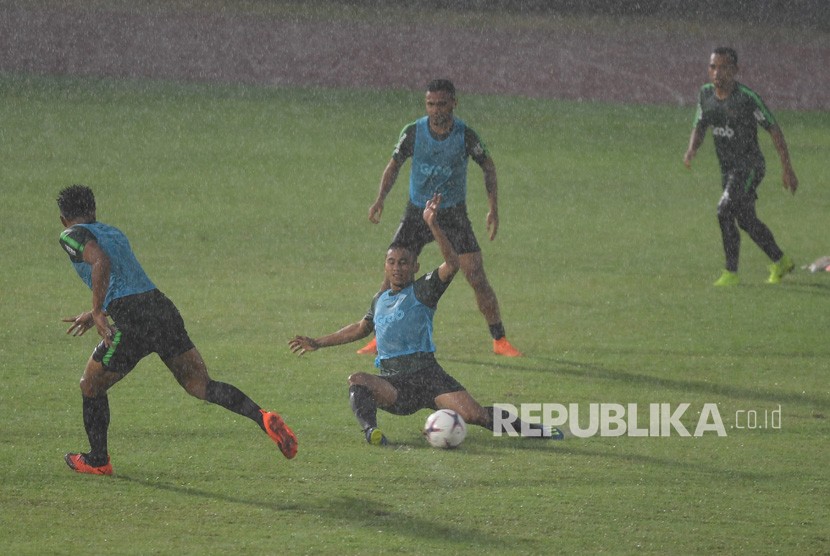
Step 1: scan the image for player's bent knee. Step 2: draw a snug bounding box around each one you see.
[348,372,373,386]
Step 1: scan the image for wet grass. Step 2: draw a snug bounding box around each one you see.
[1,74,828,554]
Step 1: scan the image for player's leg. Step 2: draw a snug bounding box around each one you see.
[733,178,794,283]
[434,390,491,426]
[65,354,125,474]
[164,347,297,459]
[715,184,742,285]
[434,391,563,439]
[446,206,522,356]
[348,372,398,445]
[457,251,522,356]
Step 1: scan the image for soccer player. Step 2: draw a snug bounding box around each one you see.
[57,185,296,475]
[684,47,798,286]
[289,193,560,446]
[358,78,522,357]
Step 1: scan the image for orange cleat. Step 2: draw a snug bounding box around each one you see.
[260,409,298,459]
[356,337,378,355]
[493,337,523,357]
[64,452,113,475]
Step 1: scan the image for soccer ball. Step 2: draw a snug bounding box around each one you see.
[423,409,467,449]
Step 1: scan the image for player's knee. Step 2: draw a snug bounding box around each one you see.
[348,372,372,387]
[79,376,96,397]
[180,377,208,400]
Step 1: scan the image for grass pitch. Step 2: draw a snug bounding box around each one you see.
[1,74,828,554]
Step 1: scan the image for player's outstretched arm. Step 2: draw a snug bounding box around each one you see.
[289,319,373,356]
[423,193,459,282]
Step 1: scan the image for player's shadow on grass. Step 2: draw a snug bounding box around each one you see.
[114,475,513,549]
[443,355,830,411]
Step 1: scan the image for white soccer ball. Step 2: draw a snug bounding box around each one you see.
[423,409,467,449]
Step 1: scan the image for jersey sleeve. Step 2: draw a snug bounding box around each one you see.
[413,267,452,308]
[692,86,708,130]
[465,126,490,165]
[59,226,96,263]
[741,86,777,130]
[391,122,417,163]
[363,292,382,332]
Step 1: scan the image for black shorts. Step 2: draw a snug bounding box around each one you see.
[92,289,195,374]
[720,166,765,206]
[391,202,481,256]
[380,361,466,415]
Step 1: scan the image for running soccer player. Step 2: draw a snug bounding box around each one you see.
[358,78,523,357]
[57,185,296,475]
[684,47,798,286]
[289,194,560,445]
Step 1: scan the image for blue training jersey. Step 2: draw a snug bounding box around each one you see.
[59,222,156,310]
[409,116,469,208]
[365,268,451,369]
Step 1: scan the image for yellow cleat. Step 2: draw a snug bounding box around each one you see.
[713,270,740,287]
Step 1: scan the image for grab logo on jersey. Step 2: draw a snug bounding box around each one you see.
[712,125,735,138]
[417,162,453,179]
[376,309,406,325]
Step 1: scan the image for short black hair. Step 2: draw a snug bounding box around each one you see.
[426,79,456,99]
[387,241,417,260]
[713,46,738,66]
[57,184,96,220]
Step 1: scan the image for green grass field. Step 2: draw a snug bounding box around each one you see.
[1,74,828,554]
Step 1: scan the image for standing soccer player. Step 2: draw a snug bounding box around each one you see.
[684,47,798,286]
[359,78,523,357]
[57,185,296,475]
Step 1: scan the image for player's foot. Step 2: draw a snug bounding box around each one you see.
[260,409,298,459]
[64,452,113,475]
[713,270,740,287]
[494,337,523,357]
[356,337,377,355]
[365,427,388,446]
[767,255,795,284]
[546,427,565,440]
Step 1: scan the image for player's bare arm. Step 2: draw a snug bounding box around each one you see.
[289,318,373,356]
[369,158,402,224]
[481,157,499,240]
[684,126,705,168]
[82,239,116,346]
[423,193,459,283]
[768,124,798,194]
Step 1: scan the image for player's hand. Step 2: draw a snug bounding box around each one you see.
[422,193,442,226]
[782,168,798,195]
[289,336,319,356]
[63,311,94,337]
[683,150,694,169]
[368,199,384,224]
[486,209,499,241]
[92,311,115,346]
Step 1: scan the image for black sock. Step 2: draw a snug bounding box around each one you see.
[82,395,110,465]
[349,384,378,432]
[205,380,264,430]
[483,406,548,437]
[489,322,506,340]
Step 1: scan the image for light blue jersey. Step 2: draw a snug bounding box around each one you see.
[59,222,156,310]
[409,116,469,208]
[366,268,451,372]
